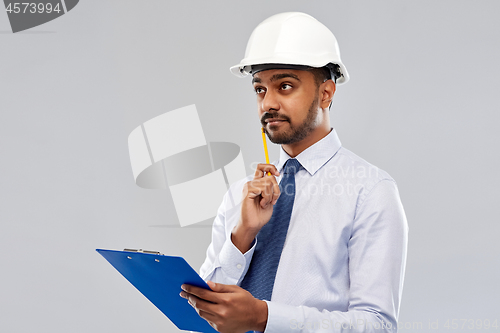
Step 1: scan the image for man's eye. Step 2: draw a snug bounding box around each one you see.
[281,84,292,90]
[255,87,265,94]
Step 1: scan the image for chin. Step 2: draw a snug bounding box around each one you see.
[268,133,297,145]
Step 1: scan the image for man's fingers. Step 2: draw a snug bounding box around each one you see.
[181,285,220,304]
[251,182,273,208]
[180,291,225,333]
[198,311,218,327]
[207,281,239,293]
[262,177,280,207]
[181,291,218,315]
[245,181,262,200]
[245,179,272,200]
[245,176,281,206]
[254,163,280,178]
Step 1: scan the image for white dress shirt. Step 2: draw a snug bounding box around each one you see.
[199,128,408,333]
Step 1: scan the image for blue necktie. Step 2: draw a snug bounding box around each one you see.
[240,158,301,301]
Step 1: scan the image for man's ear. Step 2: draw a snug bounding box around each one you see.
[320,80,336,110]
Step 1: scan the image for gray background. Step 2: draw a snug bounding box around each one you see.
[1,1,498,332]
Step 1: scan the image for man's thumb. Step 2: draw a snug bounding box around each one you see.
[207,280,228,292]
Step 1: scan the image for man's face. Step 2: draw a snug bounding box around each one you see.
[252,69,322,145]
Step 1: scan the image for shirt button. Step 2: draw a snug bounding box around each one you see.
[236,264,242,269]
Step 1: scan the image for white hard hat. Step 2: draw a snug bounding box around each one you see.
[230,12,349,85]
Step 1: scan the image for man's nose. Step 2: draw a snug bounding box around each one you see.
[261,89,280,112]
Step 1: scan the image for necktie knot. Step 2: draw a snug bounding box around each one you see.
[283,158,301,175]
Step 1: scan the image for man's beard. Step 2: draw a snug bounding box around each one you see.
[261,92,320,145]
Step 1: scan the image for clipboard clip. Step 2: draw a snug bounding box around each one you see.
[123,248,164,255]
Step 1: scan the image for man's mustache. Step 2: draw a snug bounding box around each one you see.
[261,112,290,125]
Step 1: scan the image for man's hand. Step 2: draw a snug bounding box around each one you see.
[180,281,268,333]
[232,163,280,253]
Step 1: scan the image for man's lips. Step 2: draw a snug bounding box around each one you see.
[265,118,288,126]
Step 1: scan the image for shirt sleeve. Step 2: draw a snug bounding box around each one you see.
[263,179,409,333]
[199,188,258,286]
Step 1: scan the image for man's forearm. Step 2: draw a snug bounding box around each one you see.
[265,302,395,333]
[231,223,258,254]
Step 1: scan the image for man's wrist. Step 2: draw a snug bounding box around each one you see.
[231,224,258,254]
[253,299,268,332]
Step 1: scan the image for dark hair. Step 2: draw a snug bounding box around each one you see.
[308,67,331,88]
[307,64,341,87]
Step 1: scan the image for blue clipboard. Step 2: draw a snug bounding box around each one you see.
[97,249,217,333]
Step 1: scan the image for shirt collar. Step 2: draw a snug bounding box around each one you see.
[275,128,342,176]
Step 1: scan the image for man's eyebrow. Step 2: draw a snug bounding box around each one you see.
[252,77,261,84]
[270,73,300,82]
[252,73,301,85]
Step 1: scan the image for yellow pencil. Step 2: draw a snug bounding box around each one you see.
[261,127,271,176]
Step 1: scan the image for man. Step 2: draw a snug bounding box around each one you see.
[180,12,408,333]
